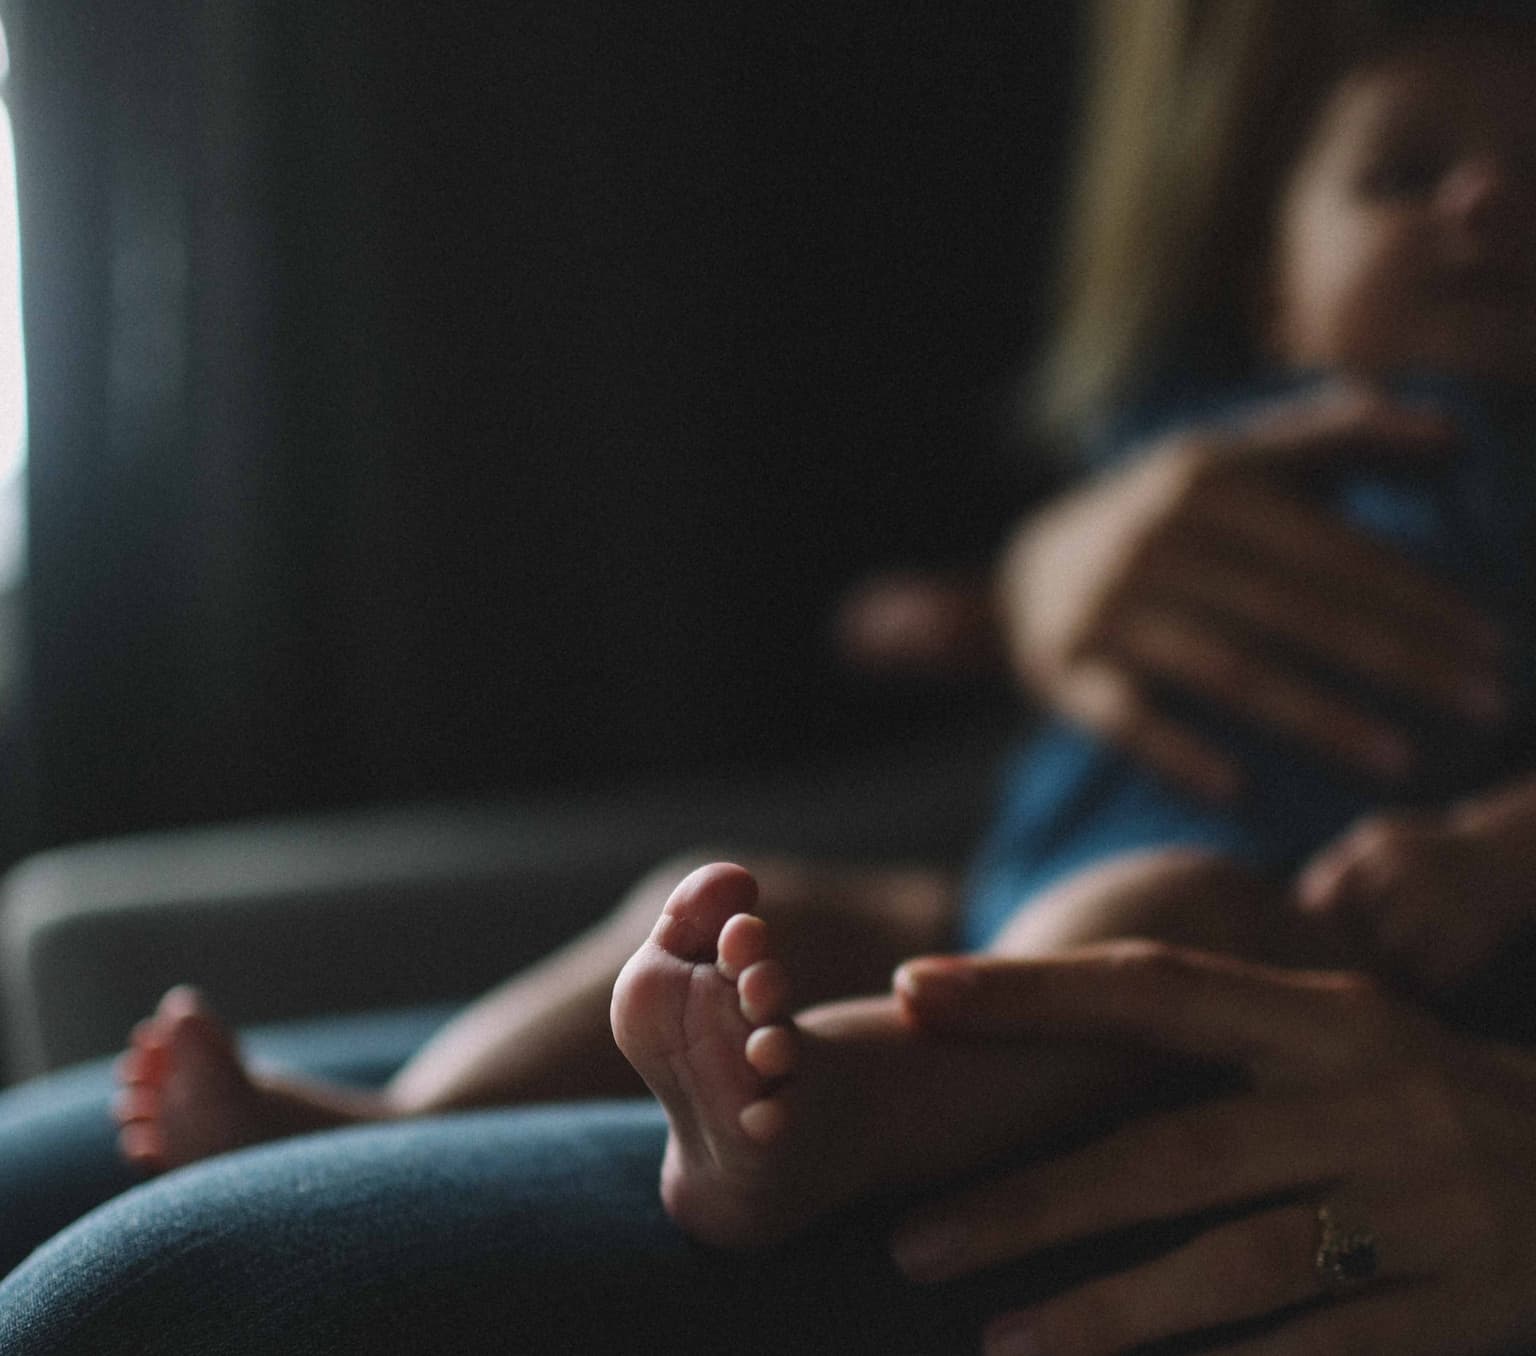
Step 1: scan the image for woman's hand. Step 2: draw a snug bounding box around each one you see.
[890,944,1536,1355]
[1297,775,1536,995]
[997,385,1507,800]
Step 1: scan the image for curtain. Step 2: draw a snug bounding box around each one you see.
[2,0,1073,855]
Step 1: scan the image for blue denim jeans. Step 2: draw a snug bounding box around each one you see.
[0,1005,1094,1354]
[0,1094,1114,1354]
[0,1005,461,1278]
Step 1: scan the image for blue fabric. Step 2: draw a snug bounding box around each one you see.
[0,1004,456,1278]
[0,1098,1141,1354]
[964,376,1536,946]
[0,1014,1136,1354]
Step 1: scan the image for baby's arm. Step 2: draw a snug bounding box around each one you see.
[1296,773,1536,996]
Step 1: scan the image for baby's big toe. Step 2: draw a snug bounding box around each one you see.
[653,863,759,963]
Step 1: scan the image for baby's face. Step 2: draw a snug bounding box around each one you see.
[1268,33,1536,384]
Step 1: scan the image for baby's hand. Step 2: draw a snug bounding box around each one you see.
[833,570,1001,678]
[1296,781,1536,994]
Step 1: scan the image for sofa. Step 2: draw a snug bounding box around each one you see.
[0,717,1011,1083]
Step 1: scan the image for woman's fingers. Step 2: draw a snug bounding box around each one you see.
[1296,813,1426,916]
[890,1074,1413,1277]
[980,1196,1453,1356]
[891,1088,1370,1282]
[1127,505,1505,722]
[1106,605,1416,780]
[977,1197,1409,1356]
[1028,414,1504,788]
[1053,663,1246,800]
[982,1204,1325,1356]
[1190,475,1504,665]
[1213,1288,1463,1356]
[895,943,1387,1071]
[1221,381,1456,469]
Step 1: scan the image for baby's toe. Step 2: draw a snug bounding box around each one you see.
[158,985,210,1019]
[738,1095,790,1145]
[738,958,790,1025]
[112,1083,158,1127]
[115,1047,147,1085]
[129,1016,166,1052]
[745,1023,796,1080]
[716,912,769,981]
[118,1121,168,1170]
[652,864,758,963]
[119,1037,168,1086]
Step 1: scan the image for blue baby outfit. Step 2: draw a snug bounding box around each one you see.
[963,375,1536,947]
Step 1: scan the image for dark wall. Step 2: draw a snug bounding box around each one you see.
[6,2,1078,849]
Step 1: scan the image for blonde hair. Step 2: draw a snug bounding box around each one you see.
[1033,0,1536,447]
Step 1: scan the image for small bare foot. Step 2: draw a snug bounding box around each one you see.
[613,865,1152,1251]
[114,987,388,1173]
[611,863,810,1248]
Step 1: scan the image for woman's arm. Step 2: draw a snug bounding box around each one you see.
[890,944,1536,1356]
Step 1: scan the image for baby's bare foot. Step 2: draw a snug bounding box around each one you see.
[114,987,386,1173]
[114,987,273,1171]
[611,863,812,1248]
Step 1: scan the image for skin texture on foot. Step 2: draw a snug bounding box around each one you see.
[114,987,270,1171]
[113,987,385,1173]
[610,860,1231,1252]
[610,863,813,1248]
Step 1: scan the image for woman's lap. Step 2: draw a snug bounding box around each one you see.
[0,1003,461,1276]
[0,1008,1063,1355]
[0,1099,1056,1355]
[0,1060,141,1278]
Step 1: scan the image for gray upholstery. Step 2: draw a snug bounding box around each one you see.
[0,724,1008,1080]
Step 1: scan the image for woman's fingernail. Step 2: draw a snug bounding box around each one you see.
[986,1314,1046,1356]
[894,957,976,1003]
[889,1224,962,1280]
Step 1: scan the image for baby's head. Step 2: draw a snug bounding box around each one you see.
[1039,1,1536,441]
[1268,18,1536,385]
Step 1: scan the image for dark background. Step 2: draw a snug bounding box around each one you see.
[0,2,1079,860]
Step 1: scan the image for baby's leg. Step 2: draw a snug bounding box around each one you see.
[986,845,1356,968]
[617,852,1355,1249]
[115,853,953,1173]
[385,853,952,1113]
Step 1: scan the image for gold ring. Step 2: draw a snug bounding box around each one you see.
[1314,1204,1379,1294]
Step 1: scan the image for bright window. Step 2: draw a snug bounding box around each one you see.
[0,17,26,592]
